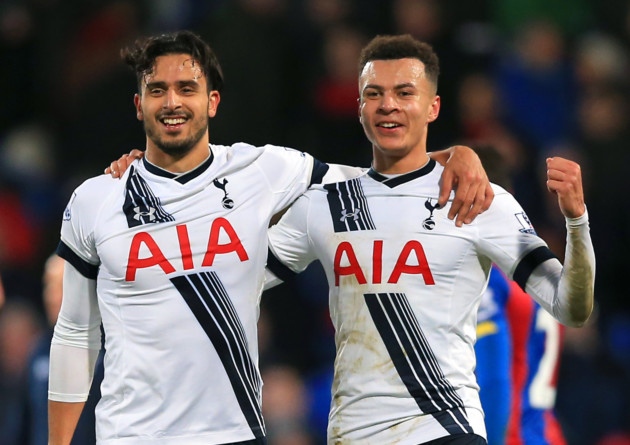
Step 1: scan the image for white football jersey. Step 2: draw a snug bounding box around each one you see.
[268,160,557,444]
[55,143,325,444]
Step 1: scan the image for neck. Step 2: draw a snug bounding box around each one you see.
[372,148,430,175]
[145,138,211,173]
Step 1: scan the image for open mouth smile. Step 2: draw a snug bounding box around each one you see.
[160,116,188,130]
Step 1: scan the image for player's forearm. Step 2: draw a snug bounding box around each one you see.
[556,210,595,326]
[48,400,87,445]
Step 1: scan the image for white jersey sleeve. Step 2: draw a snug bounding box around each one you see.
[267,193,316,275]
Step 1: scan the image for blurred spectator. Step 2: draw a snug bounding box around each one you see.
[574,32,630,90]
[262,365,314,445]
[0,299,44,445]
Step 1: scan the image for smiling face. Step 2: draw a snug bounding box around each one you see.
[134,53,220,166]
[359,58,440,173]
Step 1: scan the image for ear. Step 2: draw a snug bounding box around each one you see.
[208,91,221,118]
[427,95,441,123]
[134,94,143,121]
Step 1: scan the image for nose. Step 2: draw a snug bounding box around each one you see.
[378,92,398,112]
[163,89,181,109]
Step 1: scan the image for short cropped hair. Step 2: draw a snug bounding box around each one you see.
[358,34,440,88]
[121,30,224,93]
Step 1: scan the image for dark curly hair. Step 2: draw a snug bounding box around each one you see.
[121,30,224,93]
[358,34,440,89]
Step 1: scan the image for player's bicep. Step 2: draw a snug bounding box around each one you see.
[53,261,102,350]
[267,195,316,274]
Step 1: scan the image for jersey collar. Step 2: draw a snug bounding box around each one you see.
[367,158,436,188]
[142,150,214,184]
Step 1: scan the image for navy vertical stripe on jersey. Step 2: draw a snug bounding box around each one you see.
[124,166,175,228]
[325,179,376,232]
[364,292,473,435]
[171,272,265,438]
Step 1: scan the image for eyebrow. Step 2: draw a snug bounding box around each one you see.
[362,82,417,91]
[144,80,201,89]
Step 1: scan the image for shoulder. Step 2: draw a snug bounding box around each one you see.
[490,183,511,196]
[216,142,309,160]
[63,170,129,224]
[212,143,312,173]
[71,174,123,204]
[484,183,525,215]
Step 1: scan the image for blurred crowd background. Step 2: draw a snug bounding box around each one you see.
[1,0,630,444]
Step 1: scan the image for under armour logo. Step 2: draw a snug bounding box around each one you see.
[340,208,361,222]
[213,178,234,209]
[422,199,440,230]
[133,206,156,221]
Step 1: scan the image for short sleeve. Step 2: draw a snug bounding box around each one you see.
[59,180,104,269]
[475,187,550,280]
[268,193,317,274]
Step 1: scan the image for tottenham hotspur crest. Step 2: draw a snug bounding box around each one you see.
[422,198,440,230]
[213,178,234,209]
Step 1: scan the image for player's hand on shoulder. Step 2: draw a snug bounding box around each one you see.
[104,149,144,178]
[437,145,494,227]
[546,156,585,219]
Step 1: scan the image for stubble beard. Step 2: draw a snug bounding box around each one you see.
[145,119,208,158]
